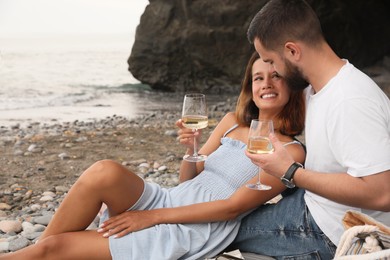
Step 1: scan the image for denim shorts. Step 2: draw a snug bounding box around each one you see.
[228,189,337,260]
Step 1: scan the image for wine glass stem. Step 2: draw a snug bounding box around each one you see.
[257,167,261,184]
[193,129,198,156]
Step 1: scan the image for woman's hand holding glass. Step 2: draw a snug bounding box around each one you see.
[176,119,203,154]
[181,93,208,162]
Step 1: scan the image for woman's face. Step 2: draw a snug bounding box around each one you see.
[251,58,290,117]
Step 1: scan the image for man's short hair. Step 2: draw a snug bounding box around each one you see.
[247,0,324,50]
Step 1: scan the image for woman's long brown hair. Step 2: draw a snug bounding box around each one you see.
[235,51,305,137]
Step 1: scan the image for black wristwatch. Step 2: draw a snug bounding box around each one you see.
[280,162,303,188]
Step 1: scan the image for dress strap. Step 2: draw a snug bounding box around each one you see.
[223,124,239,137]
[283,140,301,147]
[283,139,306,153]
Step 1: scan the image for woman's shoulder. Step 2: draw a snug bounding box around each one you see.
[282,138,306,165]
[217,112,238,128]
[212,112,238,137]
[217,112,250,142]
[221,112,237,121]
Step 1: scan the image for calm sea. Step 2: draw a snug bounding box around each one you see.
[0,34,154,127]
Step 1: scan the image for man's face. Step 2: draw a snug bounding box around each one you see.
[254,38,308,91]
[283,58,309,91]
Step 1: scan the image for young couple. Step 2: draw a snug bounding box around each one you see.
[1,0,389,259]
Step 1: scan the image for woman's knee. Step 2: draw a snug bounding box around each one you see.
[33,235,68,258]
[82,159,135,188]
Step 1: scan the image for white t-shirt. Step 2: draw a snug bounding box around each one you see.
[304,60,390,245]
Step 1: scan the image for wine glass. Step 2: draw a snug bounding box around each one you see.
[181,93,208,162]
[246,119,274,190]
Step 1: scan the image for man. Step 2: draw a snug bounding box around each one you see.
[229,0,390,258]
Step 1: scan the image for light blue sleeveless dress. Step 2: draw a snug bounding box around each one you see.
[101,125,300,260]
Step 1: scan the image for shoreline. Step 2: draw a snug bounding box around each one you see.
[0,90,161,129]
[0,91,236,128]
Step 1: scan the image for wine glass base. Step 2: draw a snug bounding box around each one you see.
[183,154,207,162]
[246,183,272,190]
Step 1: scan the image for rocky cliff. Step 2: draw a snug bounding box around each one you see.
[128,0,390,93]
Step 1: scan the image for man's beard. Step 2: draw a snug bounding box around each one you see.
[284,59,309,91]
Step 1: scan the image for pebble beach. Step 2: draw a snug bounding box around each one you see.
[0,96,236,253]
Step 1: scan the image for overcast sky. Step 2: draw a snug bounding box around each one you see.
[0,0,148,36]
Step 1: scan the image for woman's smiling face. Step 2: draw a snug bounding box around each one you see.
[251,58,291,117]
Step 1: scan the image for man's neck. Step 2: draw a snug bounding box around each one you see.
[304,43,346,93]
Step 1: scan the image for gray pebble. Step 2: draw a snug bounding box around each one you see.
[8,236,30,252]
[58,152,70,160]
[0,241,10,252]
[33,214,53,226]
[27,144,42,153]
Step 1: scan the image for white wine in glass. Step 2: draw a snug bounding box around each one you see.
[182,115,208,130]
[246,119,274,190]
[247,136,274,154]
[182,93,208,162]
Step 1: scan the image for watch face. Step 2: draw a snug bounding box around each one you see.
[281,178,295,188]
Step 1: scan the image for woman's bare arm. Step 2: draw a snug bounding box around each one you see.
[178,113,238,182]
[99,140,305,238]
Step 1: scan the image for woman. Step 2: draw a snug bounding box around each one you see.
[0,52,305,260]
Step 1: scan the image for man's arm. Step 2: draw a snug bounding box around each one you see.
[246,133,390,212]
[293,168,390,211]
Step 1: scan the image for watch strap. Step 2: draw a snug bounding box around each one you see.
[281,162,303,187]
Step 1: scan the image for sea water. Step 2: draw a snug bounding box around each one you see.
[0,34,152,127]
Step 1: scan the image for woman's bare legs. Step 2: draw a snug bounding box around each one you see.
[0,230,111,260]
[0,159,144,259]
[40,159,145,240]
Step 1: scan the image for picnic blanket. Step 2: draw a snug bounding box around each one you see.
[334,210,390,259]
